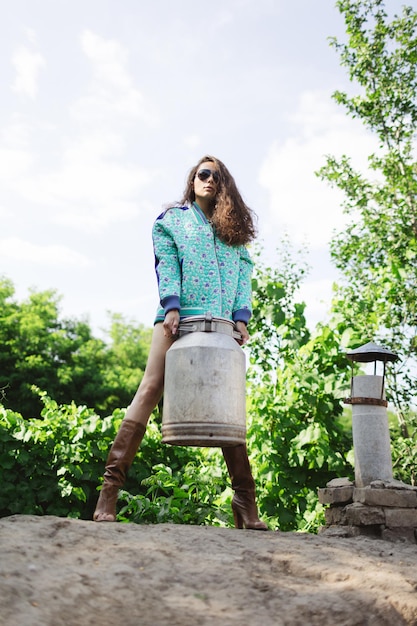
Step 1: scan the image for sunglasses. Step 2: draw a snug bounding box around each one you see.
[196,168,220,184]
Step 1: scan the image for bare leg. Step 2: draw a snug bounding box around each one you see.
[123,322,175,426]
[93,323,175,521]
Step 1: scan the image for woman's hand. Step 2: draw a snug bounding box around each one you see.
[163,309,180,338]
[235,321,249,345]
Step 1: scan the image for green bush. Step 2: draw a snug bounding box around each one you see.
[0,389,116,518]
[0,389,236,525]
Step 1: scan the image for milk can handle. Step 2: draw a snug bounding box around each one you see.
[176,312,242,342]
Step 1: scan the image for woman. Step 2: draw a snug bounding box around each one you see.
[93,155,268,530]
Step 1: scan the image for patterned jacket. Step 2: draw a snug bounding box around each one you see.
[153,202,253,324]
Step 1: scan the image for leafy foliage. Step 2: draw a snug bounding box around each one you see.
[246,250,354,531]
[0,390,111,518]
[390,413,417,486]
[118,451,231,526]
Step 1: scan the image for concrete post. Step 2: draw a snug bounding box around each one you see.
[351,375,393,487]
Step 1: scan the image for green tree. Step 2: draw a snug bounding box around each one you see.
[0,278,151,418]
[317,0,417,437]
[0,278,89,417]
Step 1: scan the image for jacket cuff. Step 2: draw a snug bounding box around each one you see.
[232,308,251,325]
[161,295,181,315]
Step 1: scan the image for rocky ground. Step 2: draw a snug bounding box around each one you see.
[1,515,417,626]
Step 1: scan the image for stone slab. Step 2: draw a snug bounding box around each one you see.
[370,479,417,491]
[344,502,385,526]
[354,487,417,508]
[384,508,417,528]
[324,506,346,525]
[326,478,354,488]
[318,486,354,505]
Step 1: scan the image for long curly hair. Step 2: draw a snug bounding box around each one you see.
[180,155,257,246]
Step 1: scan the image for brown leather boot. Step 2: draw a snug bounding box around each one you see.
[93,420,146,522]
[222,444,268,530]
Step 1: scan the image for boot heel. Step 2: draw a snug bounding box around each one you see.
[232,506,244,529]
[232,495,269,531]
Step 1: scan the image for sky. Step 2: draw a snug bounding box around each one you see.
[1,0,395,337]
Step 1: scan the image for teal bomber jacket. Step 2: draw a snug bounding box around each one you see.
[153,202,253,324]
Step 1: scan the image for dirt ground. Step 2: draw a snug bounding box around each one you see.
[1,515,417,626]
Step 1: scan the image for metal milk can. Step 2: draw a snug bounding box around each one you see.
[162,314,247,447]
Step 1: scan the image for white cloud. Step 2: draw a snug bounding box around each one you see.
[1,114,32,149]
[214,0,277,27]
[0,117,36,184]
[0,148,33,182]
[0,100,155,229]
[296,277,336,326]
[23,27,38,45]
[183,134,201,149]
[0,237,92,268]
[259,90,379,249]
[0,90,155,232]
[71,30,157,127]
[11,45,45,99]
[0,206,11,218]
[16,131,155,230]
